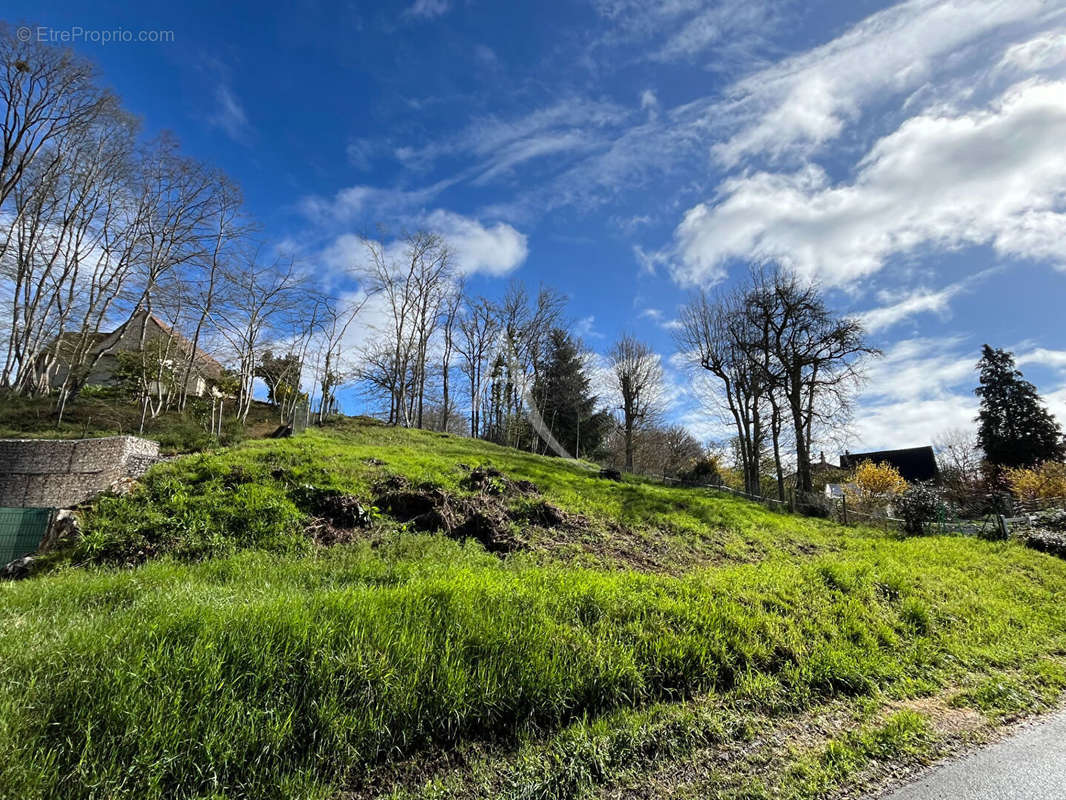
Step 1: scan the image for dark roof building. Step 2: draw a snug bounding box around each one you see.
[839,446,939,483]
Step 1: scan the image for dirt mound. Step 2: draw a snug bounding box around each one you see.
[516,499,568,528]
[293,485,375,545]
[371,470,573,554]
[459,465,539,496]
[375,483,456,533]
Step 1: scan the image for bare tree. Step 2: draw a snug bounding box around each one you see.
[602,422,705,477]
[734,272,792,500]
[178,174,246,410]
[935,427,984,510]
[455,295,499,438]
[1,101,138,396]
[607,334,664,471]
[678,270,876,499]
[312,291,373,422]
[754,272,876,494]
[438,279,464,433]
[359,231,453,427]
[213,252,302,423]
[676,290,768,496]
[0,24,115,209]
[490,281,567,449]
[661,425,706,476]
[935,428,981,476]
[409,235,452,428]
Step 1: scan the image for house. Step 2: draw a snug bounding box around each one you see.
[839,446,939,483]
[810,451,836,476]
[46,310,224,397]
[785,452,847,491]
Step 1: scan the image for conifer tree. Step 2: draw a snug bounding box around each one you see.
[533,329,611,459]
[975,345,1064,468]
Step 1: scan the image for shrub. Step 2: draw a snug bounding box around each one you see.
[849,460,907,505]
[678,457,721,486]
[895,483,945,536]
[1005,461,1066,502]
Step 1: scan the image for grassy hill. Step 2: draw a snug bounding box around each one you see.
[2,418,1065,800]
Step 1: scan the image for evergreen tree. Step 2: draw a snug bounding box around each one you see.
[533,329,612,459]
[975,345,1064,468]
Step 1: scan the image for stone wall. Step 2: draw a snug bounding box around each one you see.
[0,436,161,508]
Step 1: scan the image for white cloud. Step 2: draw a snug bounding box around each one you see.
[711,0,1056,166]
[405,0,449,19]
[423,210,528,277]
[851,396,979,453]
[857,286,960,334]
[849,337,979,450]
[637,306,682,332]
[299,180,457,223]
[862,338,975,404]
[855,268,998,333]
[345,138,379,171]
[573,315,604,341]
[209,85,250,141]
[588,0,782,68]
[1000,30,1066,73]
[633,244,671,276]
[1017,347,1066,371]
[399,99,630,181]
[849,339,1066,450]
[316,210,527,280]
[474,44,499,67]
[472,132,595,185]
[653,0,778,63]
[383,95,720,220]
[319,233,366,273]
[1043,385,1066,427]
[671,79,1066,288]
[640,88,659,120]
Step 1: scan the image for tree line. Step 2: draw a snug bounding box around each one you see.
[353,230,618,458]
[0,28,884,483]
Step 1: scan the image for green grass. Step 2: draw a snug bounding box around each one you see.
[0,392,284,453]
[2,419,1066,800]
[69,418,846,569]
[781,711,933,798]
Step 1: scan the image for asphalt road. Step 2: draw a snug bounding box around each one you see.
[879,710,1066,799]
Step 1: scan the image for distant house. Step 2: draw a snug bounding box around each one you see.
[47,310,224,397]
[810,451,836,477]
[839,446,939,483]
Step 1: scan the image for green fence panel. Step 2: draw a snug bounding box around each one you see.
[0,507,54,564]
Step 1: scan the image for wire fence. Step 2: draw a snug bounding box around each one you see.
[622,466,1027,537]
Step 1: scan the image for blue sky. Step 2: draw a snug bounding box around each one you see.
[9,0,1066,454]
